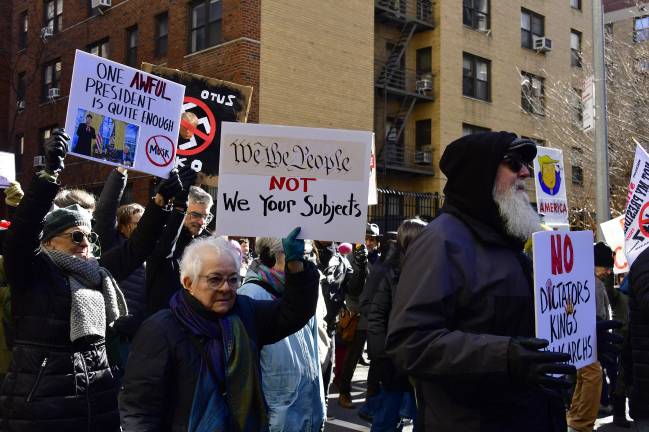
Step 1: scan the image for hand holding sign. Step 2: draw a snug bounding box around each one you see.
[44,129,71,175]
[508,337,576,388]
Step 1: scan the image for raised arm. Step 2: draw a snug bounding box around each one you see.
[93,168,127,251]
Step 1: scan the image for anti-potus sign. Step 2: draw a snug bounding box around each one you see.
[215,123,372,243]
[624,144,649,267]
[533,230,597,370]
[533,147,569,226]
[64,51,185,177]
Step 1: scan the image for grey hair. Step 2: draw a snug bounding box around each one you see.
[188,186,213,208]
[255,237,284,260]
[179,236,240,285]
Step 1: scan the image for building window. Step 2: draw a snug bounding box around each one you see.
[416,47,432,77]
[521,9,544,49]
[189,0,222,53]
[19,11,28,49]
[15,135,24,174]
[572,147,583,186]
[415,119,431,151]
[41,59,61,101]
[521,72,545,115]
[88,38,110,58]
[462,123,491,136]
[570,0,581,10]
[44,0,63,34]
[463,53,490,101]
[571,30,582,67]
[155,12,168,57]
[17,72,26,110]
[126,26,138,67]
[463,0,489,31]
[635,16,649,43]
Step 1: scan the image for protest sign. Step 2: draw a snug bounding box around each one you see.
[368,140,377,206]
[533,147,569,226]
[64,50,185,177]
[0,152,15,189]
[624,144,649,267]
[601,215,629,274]
[533,230,597,370]
[215,122,372,243]
[142,63,253,186]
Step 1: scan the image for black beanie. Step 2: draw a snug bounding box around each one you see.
[594,242,614,268]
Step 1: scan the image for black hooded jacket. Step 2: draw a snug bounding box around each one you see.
[386,132,565,432]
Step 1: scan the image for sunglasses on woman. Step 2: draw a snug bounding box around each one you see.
[56,230,99,244]
[503,153,533,173]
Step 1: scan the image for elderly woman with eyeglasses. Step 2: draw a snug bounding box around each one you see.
[119,229,319,432]
[0,130,195,431]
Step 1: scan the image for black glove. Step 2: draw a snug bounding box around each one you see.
[508,337,576,389]
[597,319,623,366]
[44,129,70,174]
[172,166,198,209]
[155,168,183,202]
[353,244,368,266]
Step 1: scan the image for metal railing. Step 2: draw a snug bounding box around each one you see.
[377,139,434,174]
[375,60,434,97]
[375,0,434,25]
[368,188,443,234]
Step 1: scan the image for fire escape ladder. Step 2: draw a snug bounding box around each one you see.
[378,21,417,89]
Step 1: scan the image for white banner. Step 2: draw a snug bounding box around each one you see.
[0,152,15,189]
[624,144,649,267]
[601,215,629,274]
[582,75,594,132]
[64,50,185,177]
[533,147,569,226]
[215,123,372,243]
[368,139,377,206]
[533,230,597,370]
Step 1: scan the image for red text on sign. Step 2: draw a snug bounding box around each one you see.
[269,176,317,192]
[551,234,574,275]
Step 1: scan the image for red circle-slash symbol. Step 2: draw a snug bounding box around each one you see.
[177,97,217,157]
[146,135,175,167]
[639,201,649,238]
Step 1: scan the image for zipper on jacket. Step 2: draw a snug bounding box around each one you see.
[25,356,48,402]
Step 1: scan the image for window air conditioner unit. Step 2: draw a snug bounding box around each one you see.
[533,36,552,52]
[33,155,47,167]
[416,79,433,94]
[91,0,112,8]
[40,27,53,39]
[415,150,432,165]
[16,100,25,111]
[48,88,60,98]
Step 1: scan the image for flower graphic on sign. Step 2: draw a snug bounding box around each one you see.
[537,155,562,196]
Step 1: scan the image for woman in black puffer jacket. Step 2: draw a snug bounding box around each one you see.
[0,130,192,432]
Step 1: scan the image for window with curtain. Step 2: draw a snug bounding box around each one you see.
[521,9,544,49]
[189,0,222,53]
[463,53,490,101]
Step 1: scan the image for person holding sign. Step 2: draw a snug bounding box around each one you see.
[75,113,97,157]
[386,132,575,431]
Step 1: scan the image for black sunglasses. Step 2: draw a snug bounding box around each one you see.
[503,154,533,173]
[56,230,99,244]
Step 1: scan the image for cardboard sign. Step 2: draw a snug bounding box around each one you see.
[368,139,377,206]
[215,122,372,243]
[64,50,185,177]
[601,215,629,274]
[142,63,253,186]
[533,230,597,370]
[624,144,649,267]
[533,147,569,226]
[0,152,15,189]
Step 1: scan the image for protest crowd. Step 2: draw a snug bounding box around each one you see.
[0,126,647,432]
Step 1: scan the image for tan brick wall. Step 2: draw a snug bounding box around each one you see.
[258,0,374,131]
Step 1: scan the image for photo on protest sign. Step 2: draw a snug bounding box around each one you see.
[533,230,597,370]
[64,50,185,177]
[601,215,629,274]
[71,109,139,167]
[215,122,373,243]
[142,63,253,186]
[533,147,569,226]
[0,151,15,189]
[624,143,649,267]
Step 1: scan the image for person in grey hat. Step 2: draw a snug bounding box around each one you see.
[0,129,194,431]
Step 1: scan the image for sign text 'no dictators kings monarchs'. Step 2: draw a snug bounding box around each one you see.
[215,123,373,243]
[624,143,649,267]
[64,50,185,177]
[533,230,597,370]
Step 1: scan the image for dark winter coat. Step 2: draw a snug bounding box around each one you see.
[0,175,166,432]
[627,246,649,419]
[119,261,320,432]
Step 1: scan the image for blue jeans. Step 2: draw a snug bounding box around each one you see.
[371,391,417,432]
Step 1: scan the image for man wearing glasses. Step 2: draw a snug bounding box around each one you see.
[146,185,214,315]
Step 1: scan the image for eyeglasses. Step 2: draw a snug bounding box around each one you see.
[503,154,533,173]
[198,273,240,289]
[55,230,99,244]
[188,211,213,224]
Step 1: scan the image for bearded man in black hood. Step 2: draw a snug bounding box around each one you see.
[385,132,576,431]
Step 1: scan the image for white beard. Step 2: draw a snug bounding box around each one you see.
[493,181,541,241]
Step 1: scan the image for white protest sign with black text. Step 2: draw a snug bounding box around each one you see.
[64,50,185,177]
[533,147,569,226]
[601,215,629,274]
[215,123,372,243]
[624,144,649,267]
[0,152,15,189]
[533,230,597,370]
